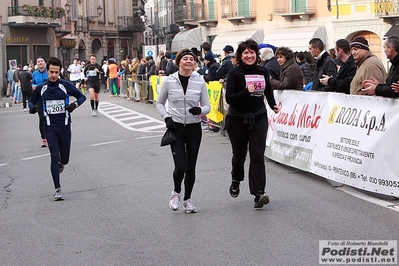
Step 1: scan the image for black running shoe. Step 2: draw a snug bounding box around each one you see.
[58,162,64,174]
[254,193,270,208]
[229,180,240,198]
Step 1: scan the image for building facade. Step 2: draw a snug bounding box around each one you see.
[1,0,146,96]
[146,0,395,71]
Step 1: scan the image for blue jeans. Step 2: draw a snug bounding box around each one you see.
[10,81,15,97]
[14,85,22,103]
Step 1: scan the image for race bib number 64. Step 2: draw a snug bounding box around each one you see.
[245,75,266,97]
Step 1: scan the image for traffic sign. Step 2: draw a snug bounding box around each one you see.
[143,45,157,59]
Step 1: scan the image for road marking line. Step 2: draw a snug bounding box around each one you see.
[21,153,50,161]
[140,125,166,131]
[90,140,125,146]
[98,102,164,133]
[135,135,164,140]
[0,163,9,167]
[126,120,154,126]
[119,116,141,121]
[337,186,399,213]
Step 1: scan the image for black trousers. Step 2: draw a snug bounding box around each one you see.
[22,90,32,109]
[37,103,46,139]
[226,115,268,196]
[45,124,71,189]
[170,122,202,201]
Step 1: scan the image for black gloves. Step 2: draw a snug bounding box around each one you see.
[29,107,37,114]
[66,102,77,113]
[189,107,202,115]
[164,117,176,130]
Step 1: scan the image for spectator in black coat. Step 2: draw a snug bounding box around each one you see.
[362,35,399,97]
[18,65,32,111]
[309,38,337,91]
[216,45,234,82]
[320,39,356,94]
[296,52,312,84]
[204,53,220,82]
[259,47,281,81]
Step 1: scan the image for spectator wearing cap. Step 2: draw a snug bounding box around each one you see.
[216,45,235,83]
[18,65,32,111]
[259,47,281,81]
[349,36,387,95]
[204,53,220,82]
[362,35,399,97]
[309,38,337,91]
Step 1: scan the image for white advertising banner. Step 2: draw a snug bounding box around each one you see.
[266,91,399,197]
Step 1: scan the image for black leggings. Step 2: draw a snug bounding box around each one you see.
[45,124,71,189]
[170,122,202,201]
[37,103,46,139]
[226,115,268,196]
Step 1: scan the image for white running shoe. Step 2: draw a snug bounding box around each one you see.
[94,110,98,116]
[169,191,180,211]
[183,199,197,213]
[54,188,64,201]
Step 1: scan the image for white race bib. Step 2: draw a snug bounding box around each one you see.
[88,70,97,76]
[46,100,65,114]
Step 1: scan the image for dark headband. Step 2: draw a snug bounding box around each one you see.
[180,50,196,58]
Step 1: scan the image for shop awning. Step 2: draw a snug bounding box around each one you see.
[211,29,264,56]
[264,26,327,52]
[171,27,202,53]
[384,25,399,39]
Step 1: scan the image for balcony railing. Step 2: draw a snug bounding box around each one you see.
[375,0,399,17]
[195,1,218,21]
[117,16,145,32]
[272,0,316,15]
[221,11,256,19]
[8,6,64,26]
[220,0,256,23]
[174,3,197,25]
[55,20,71,34]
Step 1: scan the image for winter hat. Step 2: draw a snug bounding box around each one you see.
[223,45,234,53]
[229,52,236,58]
[204,53,214,62]
[23,65,29,71]
[350,36,369,51]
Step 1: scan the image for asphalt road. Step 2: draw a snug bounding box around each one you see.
[1,93,398,266]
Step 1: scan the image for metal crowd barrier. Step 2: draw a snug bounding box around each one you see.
[119,74,128,98]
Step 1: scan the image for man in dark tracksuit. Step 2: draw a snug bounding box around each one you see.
[29,57,86,201]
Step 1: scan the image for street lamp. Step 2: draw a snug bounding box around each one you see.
[96,5,103,17]
[88,5,103,22]
[64,1,71,15]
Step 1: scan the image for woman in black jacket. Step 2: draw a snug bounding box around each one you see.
[225,39,280,209]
